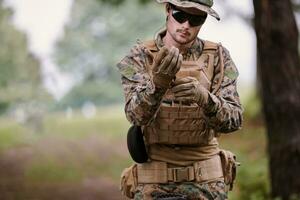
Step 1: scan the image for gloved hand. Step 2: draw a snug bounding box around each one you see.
[171,77,209,106]
[152,46,182,89]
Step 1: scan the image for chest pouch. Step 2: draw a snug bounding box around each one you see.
[144,49,216,146]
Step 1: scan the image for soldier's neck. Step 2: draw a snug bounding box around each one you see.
[163,32,195,54]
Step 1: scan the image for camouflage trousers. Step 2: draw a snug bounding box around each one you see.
[133,181,228,200]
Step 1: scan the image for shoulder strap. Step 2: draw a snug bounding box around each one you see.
[202,40,218,53]
[142,40,157,73]
[202,40,224,94]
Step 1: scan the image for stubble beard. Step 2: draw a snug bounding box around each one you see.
[174,29,197,45]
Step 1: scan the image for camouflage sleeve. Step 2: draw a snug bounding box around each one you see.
[117,43,166,125]
[205,46,243,133]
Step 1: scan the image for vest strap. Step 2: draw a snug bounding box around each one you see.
[143,40,158,51]
[203,40,218,52]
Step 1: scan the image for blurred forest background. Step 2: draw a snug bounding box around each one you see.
[0,0,299,199]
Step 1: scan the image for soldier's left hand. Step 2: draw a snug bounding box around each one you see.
[171,77,209,106]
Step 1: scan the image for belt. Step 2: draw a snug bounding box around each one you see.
[136,155,224,184]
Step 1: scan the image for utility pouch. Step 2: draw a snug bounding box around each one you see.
[127,125,148,163]
[120,164,138,199]
[219,150,239,191]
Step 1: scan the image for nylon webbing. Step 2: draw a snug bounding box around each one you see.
[137,156,224,184]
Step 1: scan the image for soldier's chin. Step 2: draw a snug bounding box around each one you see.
[176,36,193,45]
[177,39,192,45]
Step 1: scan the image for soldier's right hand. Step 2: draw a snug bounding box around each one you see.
[152,46,182,89]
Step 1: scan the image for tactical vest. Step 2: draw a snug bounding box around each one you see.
[142,40,224,146]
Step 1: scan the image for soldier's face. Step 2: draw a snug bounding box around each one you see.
[166,5,204,45]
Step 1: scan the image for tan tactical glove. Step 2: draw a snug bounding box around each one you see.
[171,77,209,106]
[152,46,182,89]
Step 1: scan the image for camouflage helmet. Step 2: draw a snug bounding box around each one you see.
[156,0,220,20]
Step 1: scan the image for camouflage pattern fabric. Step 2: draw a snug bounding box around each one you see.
[117,30,243,133]
[133,181,228,200]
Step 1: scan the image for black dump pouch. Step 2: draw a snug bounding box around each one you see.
[127,125,148,163]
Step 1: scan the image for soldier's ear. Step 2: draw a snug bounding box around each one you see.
[165,3,171,14]
[165,3,171,19]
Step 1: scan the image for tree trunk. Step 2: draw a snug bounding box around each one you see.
[253,0,300,199]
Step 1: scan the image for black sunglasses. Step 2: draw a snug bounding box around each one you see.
[170,5,207,27]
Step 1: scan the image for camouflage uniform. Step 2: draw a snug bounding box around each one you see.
[134,181,228,200]
[117,31,242,132]
[117,27,242,199]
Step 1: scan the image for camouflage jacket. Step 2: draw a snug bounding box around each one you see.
[117,30,243,134]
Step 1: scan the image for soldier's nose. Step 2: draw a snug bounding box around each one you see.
[181,20,191,28]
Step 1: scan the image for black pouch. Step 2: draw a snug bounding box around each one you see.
[127,125,148,163]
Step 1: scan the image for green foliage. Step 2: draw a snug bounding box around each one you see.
[95,0,151,5]
[54,0,164,108]
[236,160,269,200]
[0,107,131,185]
[219,119,269,200]
[26,159,84,183]
[0,118,28,150]
[44,105,129,139]
[0,101,9,113]
[0,1,50,114]
[56,80,123,109]
[0,107,270,198]
[243,88,263,122]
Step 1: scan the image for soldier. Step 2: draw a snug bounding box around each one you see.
[118,0,243,199]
